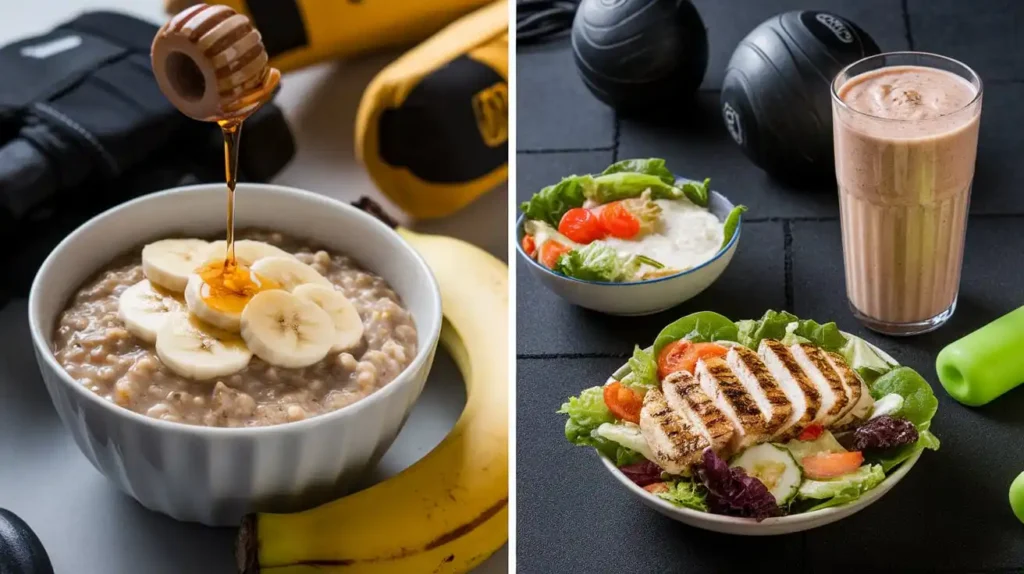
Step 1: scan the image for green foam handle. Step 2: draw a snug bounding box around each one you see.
[1011,471,1024,524]
[935,305,1024,407]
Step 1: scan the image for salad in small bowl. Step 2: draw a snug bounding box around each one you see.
[558,310,940,535]
[516,158,747,315]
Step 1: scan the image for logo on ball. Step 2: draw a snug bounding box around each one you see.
[722,102,743,145]
[815,13,853,44]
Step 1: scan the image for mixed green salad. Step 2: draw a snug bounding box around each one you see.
[519,158,747,283]
[558,310,940,520]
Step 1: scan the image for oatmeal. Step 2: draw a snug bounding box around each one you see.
[51,230,418,427]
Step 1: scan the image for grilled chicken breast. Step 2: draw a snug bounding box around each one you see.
[636,338,875,476]
[758,339,821,440]
[695,357,773,451]
[790,343,850,428]
[639,388,709,475]
[726,346,793,438]
[662,370,736,457]
[826,351,875,428]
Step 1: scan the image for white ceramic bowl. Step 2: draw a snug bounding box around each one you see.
[515,191,741,316]
[598,338,922,535]
[27,184,442,526]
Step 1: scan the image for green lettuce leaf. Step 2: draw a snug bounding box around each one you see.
[519,175,590,227]
[601,158,674,185]
[798,464,886,511]
[840,336,894,383]
[869,367,938,427]
[595,422,653,463]
[625,345,658,389]
[720,205,747,250]
[554,241,662,283]
[870,429,940,472]
[652,311,739,356]
[584,172,683,204]
[679,178,711,207]
[656,480,708,511]
[557,386,643,465]
[734,310,847,352]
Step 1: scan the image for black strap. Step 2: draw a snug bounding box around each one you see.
[516,0,580,44]
[246,0,309,58]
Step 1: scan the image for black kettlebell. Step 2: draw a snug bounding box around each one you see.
[572,0,708,111]
[0,509,53,574]
[720,11,880,183]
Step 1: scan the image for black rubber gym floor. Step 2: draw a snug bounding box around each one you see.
[515,1,1024,572]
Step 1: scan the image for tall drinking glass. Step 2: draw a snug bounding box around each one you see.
[831,52,983,336]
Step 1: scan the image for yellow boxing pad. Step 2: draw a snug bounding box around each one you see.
[164,0,495,72]
[355,1,508,219]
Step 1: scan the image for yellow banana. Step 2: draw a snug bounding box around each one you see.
[237,221,509,574]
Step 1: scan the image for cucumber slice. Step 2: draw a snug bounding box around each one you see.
[730,443,803,505]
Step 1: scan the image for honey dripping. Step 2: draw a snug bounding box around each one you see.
[149,3,282,311]
[198,118,278,312]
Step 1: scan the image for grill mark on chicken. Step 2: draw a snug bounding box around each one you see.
[800,344,849,417]
[730,345,792,435]
[826,351,863,413]
[761,339,821,440]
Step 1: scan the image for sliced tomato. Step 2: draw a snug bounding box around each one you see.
[798,424,825,441]
[643,482,669,494]
[658,341,727,378]
[657,340,693,379]
[599,201,641,239]
[677,343,729,375]
[801,451,865,480]
[603,381,643,424]
[539,240,571,269]
[558,207,605,244]
[521,234,537,258]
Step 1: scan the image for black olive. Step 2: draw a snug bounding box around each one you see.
[0,509,54,574]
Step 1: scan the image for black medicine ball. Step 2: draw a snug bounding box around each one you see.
[721,11,880,183]
[572,0,708,111]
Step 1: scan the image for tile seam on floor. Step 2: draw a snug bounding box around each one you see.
[518,147,616,154]
[901,0,915,50]
[517,353,631,359]
[612,114,621,162]
[783,220,794,311]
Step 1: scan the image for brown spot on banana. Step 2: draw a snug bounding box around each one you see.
[235,498,508,572]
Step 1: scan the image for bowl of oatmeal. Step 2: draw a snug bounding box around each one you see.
[27,183,442,526]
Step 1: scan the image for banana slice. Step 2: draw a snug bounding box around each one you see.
[184,273,244,332]
[141,238,210,292]
[240,290,334,368]
[250,256,332,292]
[292,284,364,353]
[204,239,295,267]
[155,312,253,380]
[117,279,184,343]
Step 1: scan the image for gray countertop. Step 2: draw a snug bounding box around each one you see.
[0,1,508,572]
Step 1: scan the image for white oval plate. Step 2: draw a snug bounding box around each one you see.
[598,334,924,536]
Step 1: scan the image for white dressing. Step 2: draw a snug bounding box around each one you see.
[601,199,723,271]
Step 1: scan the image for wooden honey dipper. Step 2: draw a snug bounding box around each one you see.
[151,3,280,122]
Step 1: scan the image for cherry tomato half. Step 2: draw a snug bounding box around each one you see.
[657,340,693,380]
[599,201,641,239]
[539,240,571,269]
[603,381,643,424]
[521,234,537,258]
[558,207,605,244]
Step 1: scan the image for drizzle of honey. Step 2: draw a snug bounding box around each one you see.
[197,117,282,312]
[197,259,279,313]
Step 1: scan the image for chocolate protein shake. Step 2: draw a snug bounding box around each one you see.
[832,53,982,335]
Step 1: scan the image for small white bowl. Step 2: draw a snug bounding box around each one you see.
[598,338,922,535]
[515,191,741,316]
[27,184,442,526]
